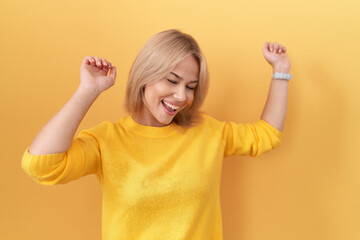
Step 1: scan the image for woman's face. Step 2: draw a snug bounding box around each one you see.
[135,55,199,127]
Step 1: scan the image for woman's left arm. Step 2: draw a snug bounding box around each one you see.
[260,41,292,132]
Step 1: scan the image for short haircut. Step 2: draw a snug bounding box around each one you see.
[124,29,209,126]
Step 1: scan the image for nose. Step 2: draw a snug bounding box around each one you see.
[173,86,186,102]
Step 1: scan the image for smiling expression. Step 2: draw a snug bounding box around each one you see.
[134,55,200,127]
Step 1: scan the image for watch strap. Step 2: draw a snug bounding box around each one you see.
[272,72,293,80]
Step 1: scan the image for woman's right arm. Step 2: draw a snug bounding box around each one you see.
[29,56,117,155]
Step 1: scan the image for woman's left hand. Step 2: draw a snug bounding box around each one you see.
[262,41,291,73]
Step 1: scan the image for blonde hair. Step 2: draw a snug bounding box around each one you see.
[124,29,209,126]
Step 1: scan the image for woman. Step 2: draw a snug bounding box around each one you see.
[22,29,291,239]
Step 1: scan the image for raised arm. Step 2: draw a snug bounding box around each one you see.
[260,41,291,132]
[28,56,117,155]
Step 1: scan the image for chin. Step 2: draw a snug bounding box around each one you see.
[159,117,174,126]
[156,114,176,126]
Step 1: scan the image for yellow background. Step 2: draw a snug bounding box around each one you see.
[1,0,360,239]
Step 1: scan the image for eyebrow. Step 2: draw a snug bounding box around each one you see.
[170,72,198,83]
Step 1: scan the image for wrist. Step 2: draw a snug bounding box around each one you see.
[273,65,290,74]
[76,84,102,100]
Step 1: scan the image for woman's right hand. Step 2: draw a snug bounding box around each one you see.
[79,56,117,95]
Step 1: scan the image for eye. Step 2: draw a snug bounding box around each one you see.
[186,86,196,90]
[167,79,177,84]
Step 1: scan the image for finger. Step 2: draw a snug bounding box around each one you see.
[101,58,108,67]
[268,42,274,52]
[278,43,284,53]
[98,58,107,70]
[93,57,103,67]
[83,56,94,65]
[101,58,112,71]
[273,42,280,53]
[89,57,97,66]
[109,66,117,79]
[279,45,287,53]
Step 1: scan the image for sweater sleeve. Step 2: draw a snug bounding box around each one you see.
[21,121,110,185]
[223,119,282,157]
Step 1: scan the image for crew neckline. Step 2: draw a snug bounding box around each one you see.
[121,116,183,138]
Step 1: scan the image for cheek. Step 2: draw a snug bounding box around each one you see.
[143,87,157,110]
[144,84,161,103]
[147,82,168,99]
[187,91,195,105]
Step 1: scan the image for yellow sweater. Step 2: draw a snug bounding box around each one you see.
[22,114,282,240]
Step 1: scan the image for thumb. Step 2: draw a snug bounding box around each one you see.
[108,66,117,80]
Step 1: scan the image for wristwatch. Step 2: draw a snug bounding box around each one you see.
[271,72,293,80]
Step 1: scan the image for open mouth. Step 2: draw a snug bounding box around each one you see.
[161,100,179,114]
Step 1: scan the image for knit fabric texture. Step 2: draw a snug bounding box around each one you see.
[22,114,282,240]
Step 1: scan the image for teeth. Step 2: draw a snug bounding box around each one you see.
[163,100,179,110]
